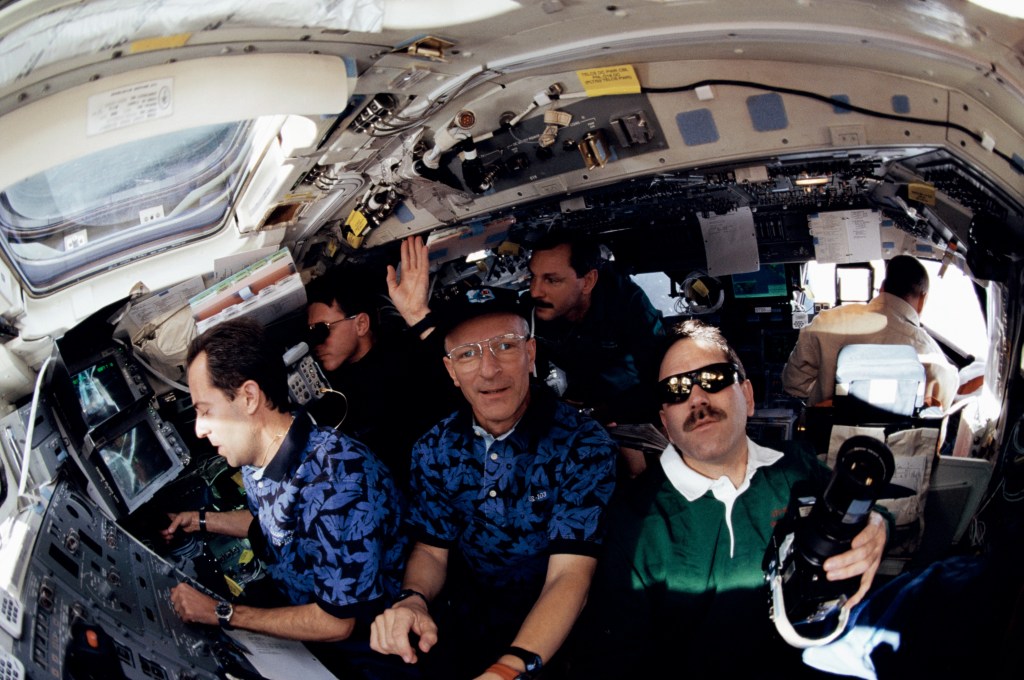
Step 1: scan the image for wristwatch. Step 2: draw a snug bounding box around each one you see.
[215,600,234,630]
[505,646,543,679]
[394,588,429,608]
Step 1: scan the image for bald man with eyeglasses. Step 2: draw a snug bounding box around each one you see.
[569,319,889,679]
[370,283,617,680]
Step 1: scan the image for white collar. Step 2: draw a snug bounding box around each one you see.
[472,419,518,452]
[659,438,784,558]
[663,436,782,557]
[660,436,783,501]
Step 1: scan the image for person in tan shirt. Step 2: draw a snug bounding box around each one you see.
[782,255,958,411]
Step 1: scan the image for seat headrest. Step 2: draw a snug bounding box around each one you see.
[835,343,925,417]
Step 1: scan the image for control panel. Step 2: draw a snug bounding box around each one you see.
[0,397,70,496]
[283,343,331,406]
[11,477,256,680]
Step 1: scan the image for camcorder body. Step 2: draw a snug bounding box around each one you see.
[763,435,912,647]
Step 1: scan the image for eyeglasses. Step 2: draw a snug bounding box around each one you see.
[446,334,531,367]
[307,317,355,345]
[658,362,744,404]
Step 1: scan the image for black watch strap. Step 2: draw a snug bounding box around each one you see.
[215,601,234,630]
[197,508,208,535]
[394,588,429,608]
[505,646,543,678]
[407,313,435,337]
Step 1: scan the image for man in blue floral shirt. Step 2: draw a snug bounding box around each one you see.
[163,318,409,679]
[370,283,618,680]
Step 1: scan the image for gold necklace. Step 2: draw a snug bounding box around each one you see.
[257,416,294,467]
[257,432,284,468]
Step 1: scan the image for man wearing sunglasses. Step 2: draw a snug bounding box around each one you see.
[571,319,888,678]
[370,285,617,680]
[305,266,459,491]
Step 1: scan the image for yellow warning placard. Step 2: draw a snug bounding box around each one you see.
[907,182,936,206]
[345,209,369,236]
[577,65,641,96]
[131,34,191,54]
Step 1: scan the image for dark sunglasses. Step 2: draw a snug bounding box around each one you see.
[307,317,355,346]
[658,362,744,404]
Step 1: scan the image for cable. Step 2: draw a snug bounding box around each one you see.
[641,79,1022,174]
[313,388,349,431]
[673,271,725,316]
[111,334,189,392]
[369,69,501,137]
[15,354,53,509]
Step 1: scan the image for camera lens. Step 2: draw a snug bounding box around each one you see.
[798,435,895,568]
[769,435,896,641]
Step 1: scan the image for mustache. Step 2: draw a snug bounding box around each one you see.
[683,405,727,432]
[532,299,555,309]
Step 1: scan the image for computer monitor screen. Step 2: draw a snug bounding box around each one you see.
[731,263,788,299]
[72,357,136,429]
[95,421,177,507]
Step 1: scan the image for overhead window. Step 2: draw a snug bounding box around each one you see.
[0,121,253,293]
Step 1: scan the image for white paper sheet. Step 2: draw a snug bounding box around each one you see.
[697,206,760,276]
[808,209,883,264]
[226,629,337,680]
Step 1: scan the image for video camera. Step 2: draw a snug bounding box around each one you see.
[763,435,910,647]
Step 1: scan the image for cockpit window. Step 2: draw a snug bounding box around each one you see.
[0,121,253,293]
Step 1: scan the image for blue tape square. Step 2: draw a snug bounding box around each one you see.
[395,203,415,223]
[831,94,852,114]
[747,93,788,131]
[891,95,911,114]
[675,109,720,146]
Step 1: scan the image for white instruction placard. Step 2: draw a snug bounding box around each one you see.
[87,78,174,135]
[697,206,760,276]
[808,209,883,264]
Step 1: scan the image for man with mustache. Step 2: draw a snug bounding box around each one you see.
[570,319,888,678]
[528,233,667,477]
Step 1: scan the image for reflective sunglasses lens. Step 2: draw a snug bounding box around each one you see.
[700,374,733,394]
[659,377,693,404]
[659,364,738,404]
[307,323,330,346]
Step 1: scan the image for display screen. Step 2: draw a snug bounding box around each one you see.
[71,357,135,428]
[96,422,175,504]
[731,264,788,299]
